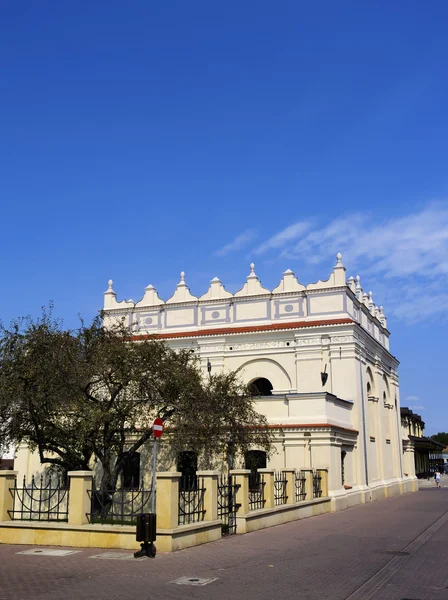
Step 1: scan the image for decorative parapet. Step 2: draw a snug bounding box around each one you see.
[102,253,390,349]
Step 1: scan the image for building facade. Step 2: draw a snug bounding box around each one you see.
[98,253,416,510]
[400,407,445,478]
[14,253,417,510]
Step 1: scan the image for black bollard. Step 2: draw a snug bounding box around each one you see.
[134,513,156,558]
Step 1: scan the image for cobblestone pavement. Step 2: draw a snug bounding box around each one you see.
[1,488,447,600]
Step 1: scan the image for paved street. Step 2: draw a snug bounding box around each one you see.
[1,487,447,600]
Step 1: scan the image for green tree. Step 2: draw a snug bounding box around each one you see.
[430,432,448,446]
[0,308,272,495]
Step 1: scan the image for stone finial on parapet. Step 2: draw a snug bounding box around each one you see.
[104,279,117,309]
[136,284,164,308]
[368,291,375,314]
[309,253,347,289]
[166,271,198,304]
[362,292,369,307]
[234,263,270,297]
[333,252,346,286]
[347,276,356,293]
[200,276,233,300]
[379,306,387,328]
[355,275,363,301]
[272,269,305,293]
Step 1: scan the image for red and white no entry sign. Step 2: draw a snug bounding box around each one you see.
[152,417,163,438]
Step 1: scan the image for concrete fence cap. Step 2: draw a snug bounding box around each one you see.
[67,471,94,478]
[0,470,17,477]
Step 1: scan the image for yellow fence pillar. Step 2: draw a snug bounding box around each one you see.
[230,468,250,534]
[196,471,219,521]
[0,471,17,521]
[230,469,250,515]
[317,469,329,497]
[156,472,181,529]
[68,471,93,526]
[258,469,275,509]
[282,469,296,505]
[304,469,314,501]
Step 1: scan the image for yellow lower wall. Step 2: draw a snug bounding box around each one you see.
[0,520,222,553]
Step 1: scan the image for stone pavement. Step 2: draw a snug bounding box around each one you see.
[1,488,448,600]
[418,473,448,488]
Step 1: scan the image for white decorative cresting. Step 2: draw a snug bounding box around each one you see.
[166,270,198,304]
[272,268,305,293]
[102,252,389,339]
[234,262,270,297]
[200,276,233,300]
[136,283,164,307]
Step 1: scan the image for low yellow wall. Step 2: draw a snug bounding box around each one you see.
[0,520,222,553]
[237,498,331,534]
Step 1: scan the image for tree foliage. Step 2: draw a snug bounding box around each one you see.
[430,432,448,446]
[0,308,272,490]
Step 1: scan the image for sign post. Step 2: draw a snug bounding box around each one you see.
[134,417,163,559]
[151,417,163,514]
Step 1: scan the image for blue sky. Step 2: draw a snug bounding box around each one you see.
[1,2,447,434]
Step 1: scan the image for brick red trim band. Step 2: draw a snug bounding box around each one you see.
[131,318,354,341]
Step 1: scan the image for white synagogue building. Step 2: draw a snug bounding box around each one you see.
[99,253,417,511]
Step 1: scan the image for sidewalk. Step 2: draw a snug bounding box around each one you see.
[1,488,448,600]
[418,472,448,488]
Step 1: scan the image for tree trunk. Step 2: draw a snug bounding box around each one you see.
[92,455,120,521]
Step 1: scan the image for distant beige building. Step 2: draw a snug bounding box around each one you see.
[400,408,445,478]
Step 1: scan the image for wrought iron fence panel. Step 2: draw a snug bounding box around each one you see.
[274,471,288,505]
[178,475,205,525]
[217,474,240,535]
[8,475,69,522]
[248,472,265,511]
[294,470,306,502]
[313,471,323,498]
[88,478,153,525]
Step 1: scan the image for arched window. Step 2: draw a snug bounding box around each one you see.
[367,382,371,395]
[244,450,267,490]
[177,451,198,490]
[249,378,273,396]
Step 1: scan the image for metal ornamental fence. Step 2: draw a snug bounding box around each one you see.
[88,478,154,525]
[178,475,205,525]
[217,474,240,535]
[313,471,323,498]
[274,471,288,506]
[249,472,265,511]
[8,475,69,522]
[294,470,307,502]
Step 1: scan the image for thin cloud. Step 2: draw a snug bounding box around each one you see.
[406,396,420,402]
[408,405,426,411]
[254,221,312,255]
[215,230,257,257]
[260,202,448,324]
